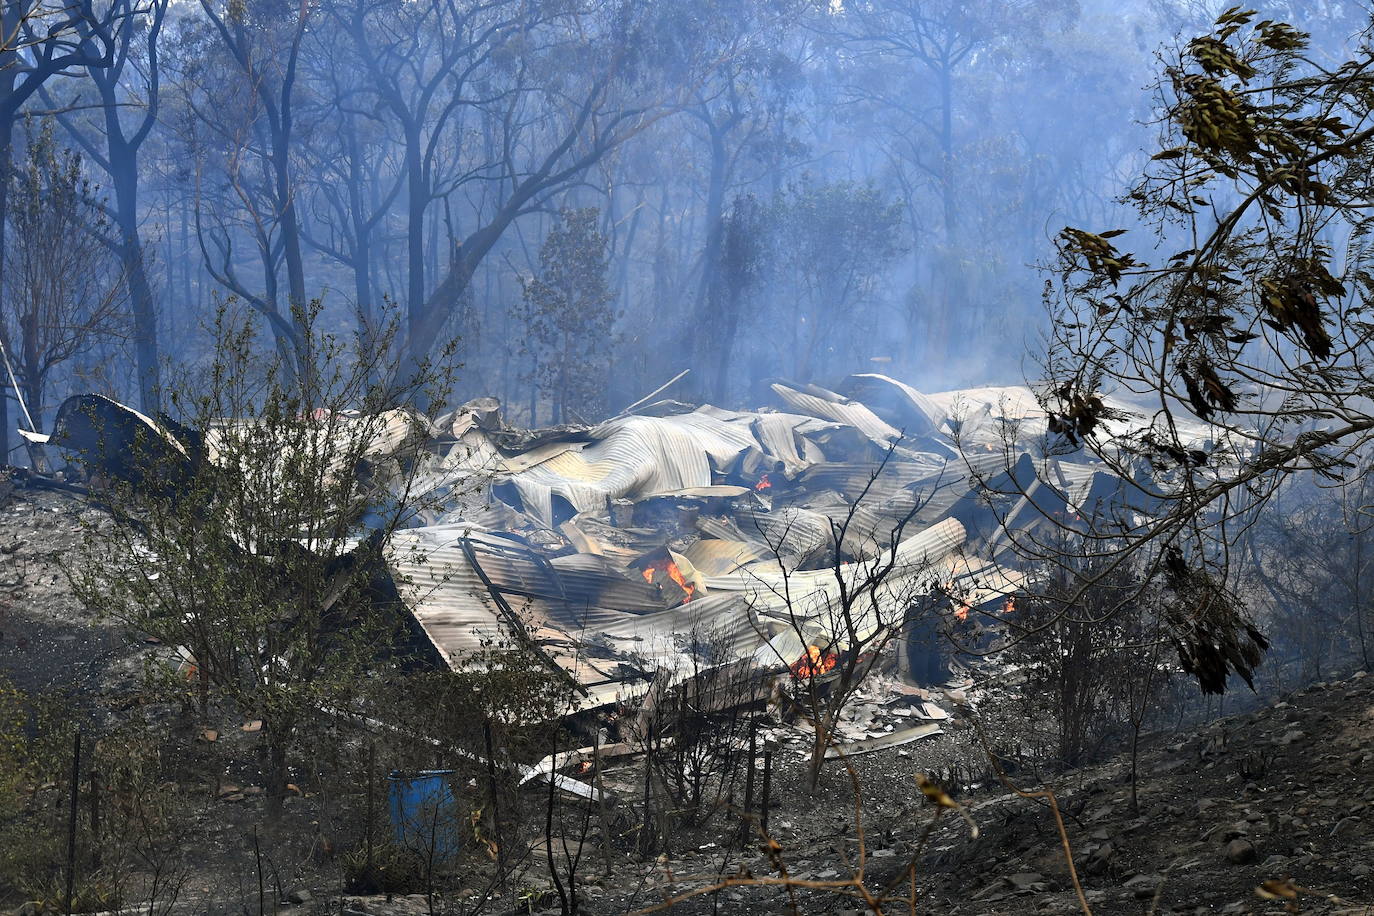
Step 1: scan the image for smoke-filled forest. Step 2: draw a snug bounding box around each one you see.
[5,1,1374,914]
[0,0,1355,439]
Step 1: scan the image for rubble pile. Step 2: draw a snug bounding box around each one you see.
[360,374,1177,716]
[38,373,1210,729]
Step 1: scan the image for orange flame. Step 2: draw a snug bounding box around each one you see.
[754,474,772,491]
[1003,596,1017,615]
[954,601,971,621]
[791,645,838,678]
[642,557,695,602]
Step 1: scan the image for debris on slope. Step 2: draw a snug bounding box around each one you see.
[0,481,142,702]
[35,375,1195,725]
[916,672,1374,915]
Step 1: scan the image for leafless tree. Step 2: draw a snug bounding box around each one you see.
[1,118,127,441]
[39,0,170,414]
[746,442,951,789]
[0,0,125,457]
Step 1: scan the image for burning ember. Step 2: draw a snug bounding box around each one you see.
[953,600,972,621]
[1003,596,1017,614]
[791,645,838,678]
[641,557,695,602]
[754,474,772,491]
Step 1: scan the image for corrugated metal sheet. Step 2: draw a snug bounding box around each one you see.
[1049,460,1100,512]
[498,440,587,473]
[732,505,834,563]
[504,415,715,523]
[770,383,901,443]
[705,518,968,647]
[799,458,948,500]
[386,536,505,663]
[842,373,947,435]
[749,412,835,472]
[682,538,770,575]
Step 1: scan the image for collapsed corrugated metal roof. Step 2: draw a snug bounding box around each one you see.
[352,373,1149,706]
[47,374,1146,709]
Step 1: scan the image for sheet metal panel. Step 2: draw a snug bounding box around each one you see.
[386,537,506,664]
[770,383,901,443]
[682,539,770,575]
[842,373,947,435]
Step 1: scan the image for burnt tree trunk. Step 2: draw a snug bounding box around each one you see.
[0,112,13,464]
[690,123,729,402]
[404,123,427,343]
[110,152,161,411]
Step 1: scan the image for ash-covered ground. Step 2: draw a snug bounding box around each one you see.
[0,484,140,702]
[3,479,1372,916]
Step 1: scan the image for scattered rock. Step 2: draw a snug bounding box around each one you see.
[1330,816,1360,837]
[1125,873,1160,899]
[1225,838,1257,864]
[1085,841,1115,875]
[287,888,312,905]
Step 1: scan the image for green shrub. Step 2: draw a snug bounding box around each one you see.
[341,841,426,894]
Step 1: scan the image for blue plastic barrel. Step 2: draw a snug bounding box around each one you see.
[387,770,460,862]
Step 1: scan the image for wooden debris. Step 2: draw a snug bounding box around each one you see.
[824,722,942,759]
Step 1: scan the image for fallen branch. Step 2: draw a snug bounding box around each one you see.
[960,699,1093,916]
[617,369,691,417]
[318,705,608,803]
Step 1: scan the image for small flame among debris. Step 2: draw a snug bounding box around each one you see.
[792,645,838,678]
[1003,596,1017,615]
[642,557,695,602]
[954,600,972,621]
[754,474,772,491]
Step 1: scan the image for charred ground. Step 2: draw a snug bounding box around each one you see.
[2,480,1371,916]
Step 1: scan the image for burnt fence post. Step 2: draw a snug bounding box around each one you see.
[741,723,756,842]
[484,719,506,894]
[64,729,81,916]
[760,750,772,837]
[640,718,655,858]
